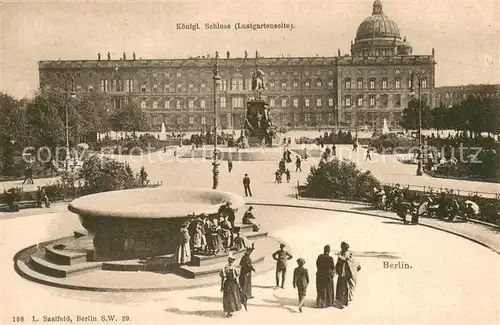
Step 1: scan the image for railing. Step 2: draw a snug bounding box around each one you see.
[295,181,500,200]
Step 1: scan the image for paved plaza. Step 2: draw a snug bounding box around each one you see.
[1,143,499,325]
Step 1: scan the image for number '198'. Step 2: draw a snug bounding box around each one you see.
[13,316,24,322]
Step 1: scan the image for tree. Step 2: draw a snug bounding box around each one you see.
[0,93,28,174]
[399,99,431,131]
[110,102,150,135]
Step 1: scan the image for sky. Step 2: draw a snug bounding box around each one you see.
[1,0,499,99]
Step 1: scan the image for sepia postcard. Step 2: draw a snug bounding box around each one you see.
[0,1,499,325]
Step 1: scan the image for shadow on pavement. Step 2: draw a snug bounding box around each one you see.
[164,308,227,319]
[187,296,222,303]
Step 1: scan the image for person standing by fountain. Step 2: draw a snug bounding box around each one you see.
[239,246,256,299]
[174,221,191,264]
[228,157,233,173]
[208,217,222,255]
[335,242,361,307]
[220,253,242,317]
[272,243,293,289]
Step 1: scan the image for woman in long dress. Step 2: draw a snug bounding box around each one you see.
[316,245,335,308]
[174,221,191,264]
[335,242,361,307]
[220,254,242,317]
[209,218,222,255]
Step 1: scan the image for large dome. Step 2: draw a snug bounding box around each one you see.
[355,0,401,41]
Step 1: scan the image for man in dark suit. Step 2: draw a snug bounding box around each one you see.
[243,174,252,197]
[272,243,293,289]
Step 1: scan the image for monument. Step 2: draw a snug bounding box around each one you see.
[240,51,278,147]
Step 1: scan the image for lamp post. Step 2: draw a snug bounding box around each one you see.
[212,51,221,190]
[65,77,76,171]
[410,71,423,176]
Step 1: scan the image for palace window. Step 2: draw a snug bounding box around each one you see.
[153,84,158,92]
[269,81,275,89]
[345,78,351,89]
[316,80,322,88]
[316,113,322,122]
[141,85,147,93]
[188,100,194,109]
[305,98,310,107]
[88,85,94,93]
[382,79,388,90]
[328,97,334,107]
[189,116,194,125]
[165,72,169,78]
[176,100,181,108]
[88,72,93,78]
[294,114,299,122]
[381,95,388,107]
[345,96,351,107]
[408,79,412,89]
[164,100,170,109]
[126,79,134,92]
[220,97,226,108]
[369,79,376,90]
[369,96,375,107]
[304,71,309,76]
[100,79,109,92]
[281,98,287,107]
[232,97,244,108]
[201,116,206,125]
[164,84,170,92]
[270,98,276,107]
[304,114,310,122]
[176,83,182,89]
[188,83,194,89]
[422,79,428,88]
[281,82,287,89]
[76,85,82,92]
[153,101,158,109]
[231,77,244,90]
[328,80,333,88]
[141,100,146,109]
[395,79,401,89]
[316,98,322,107]
[357,96,363,107]
[382,69,387,75]
[370,70,375,75]
[329,70,334,75]
[293,98,299,107]
[305,81,310,88]
[293,81,299,88]
[201,83,206,89]
[395,69,401,74]
[395,94,401,107]
[201,99,206,108]
[357,79,363,90]
[176,72,181,78]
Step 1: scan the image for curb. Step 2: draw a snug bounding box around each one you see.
[246,200,500,255]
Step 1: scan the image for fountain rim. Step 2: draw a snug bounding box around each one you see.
[68,187,246,219]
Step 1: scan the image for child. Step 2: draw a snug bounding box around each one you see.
[293,258,309,313]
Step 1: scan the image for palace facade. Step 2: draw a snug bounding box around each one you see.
[38,0,436,131]
[435,84,500,108]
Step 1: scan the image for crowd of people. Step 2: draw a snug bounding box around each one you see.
[174,203,261,265]
[274,149,304,184]
[219,241,362,317]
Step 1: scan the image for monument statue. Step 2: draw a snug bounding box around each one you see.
[239,53,279,148]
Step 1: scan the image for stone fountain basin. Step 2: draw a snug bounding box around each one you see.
[67,187,245,259]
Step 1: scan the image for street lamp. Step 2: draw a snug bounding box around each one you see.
[65,77,76,171]
[212,51,221,190]
[410,71,423,176]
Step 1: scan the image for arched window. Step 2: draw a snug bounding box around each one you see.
[345,95,351,107]
[357,78,363,90]
[369,78,376,90]
[345,78,351,89]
